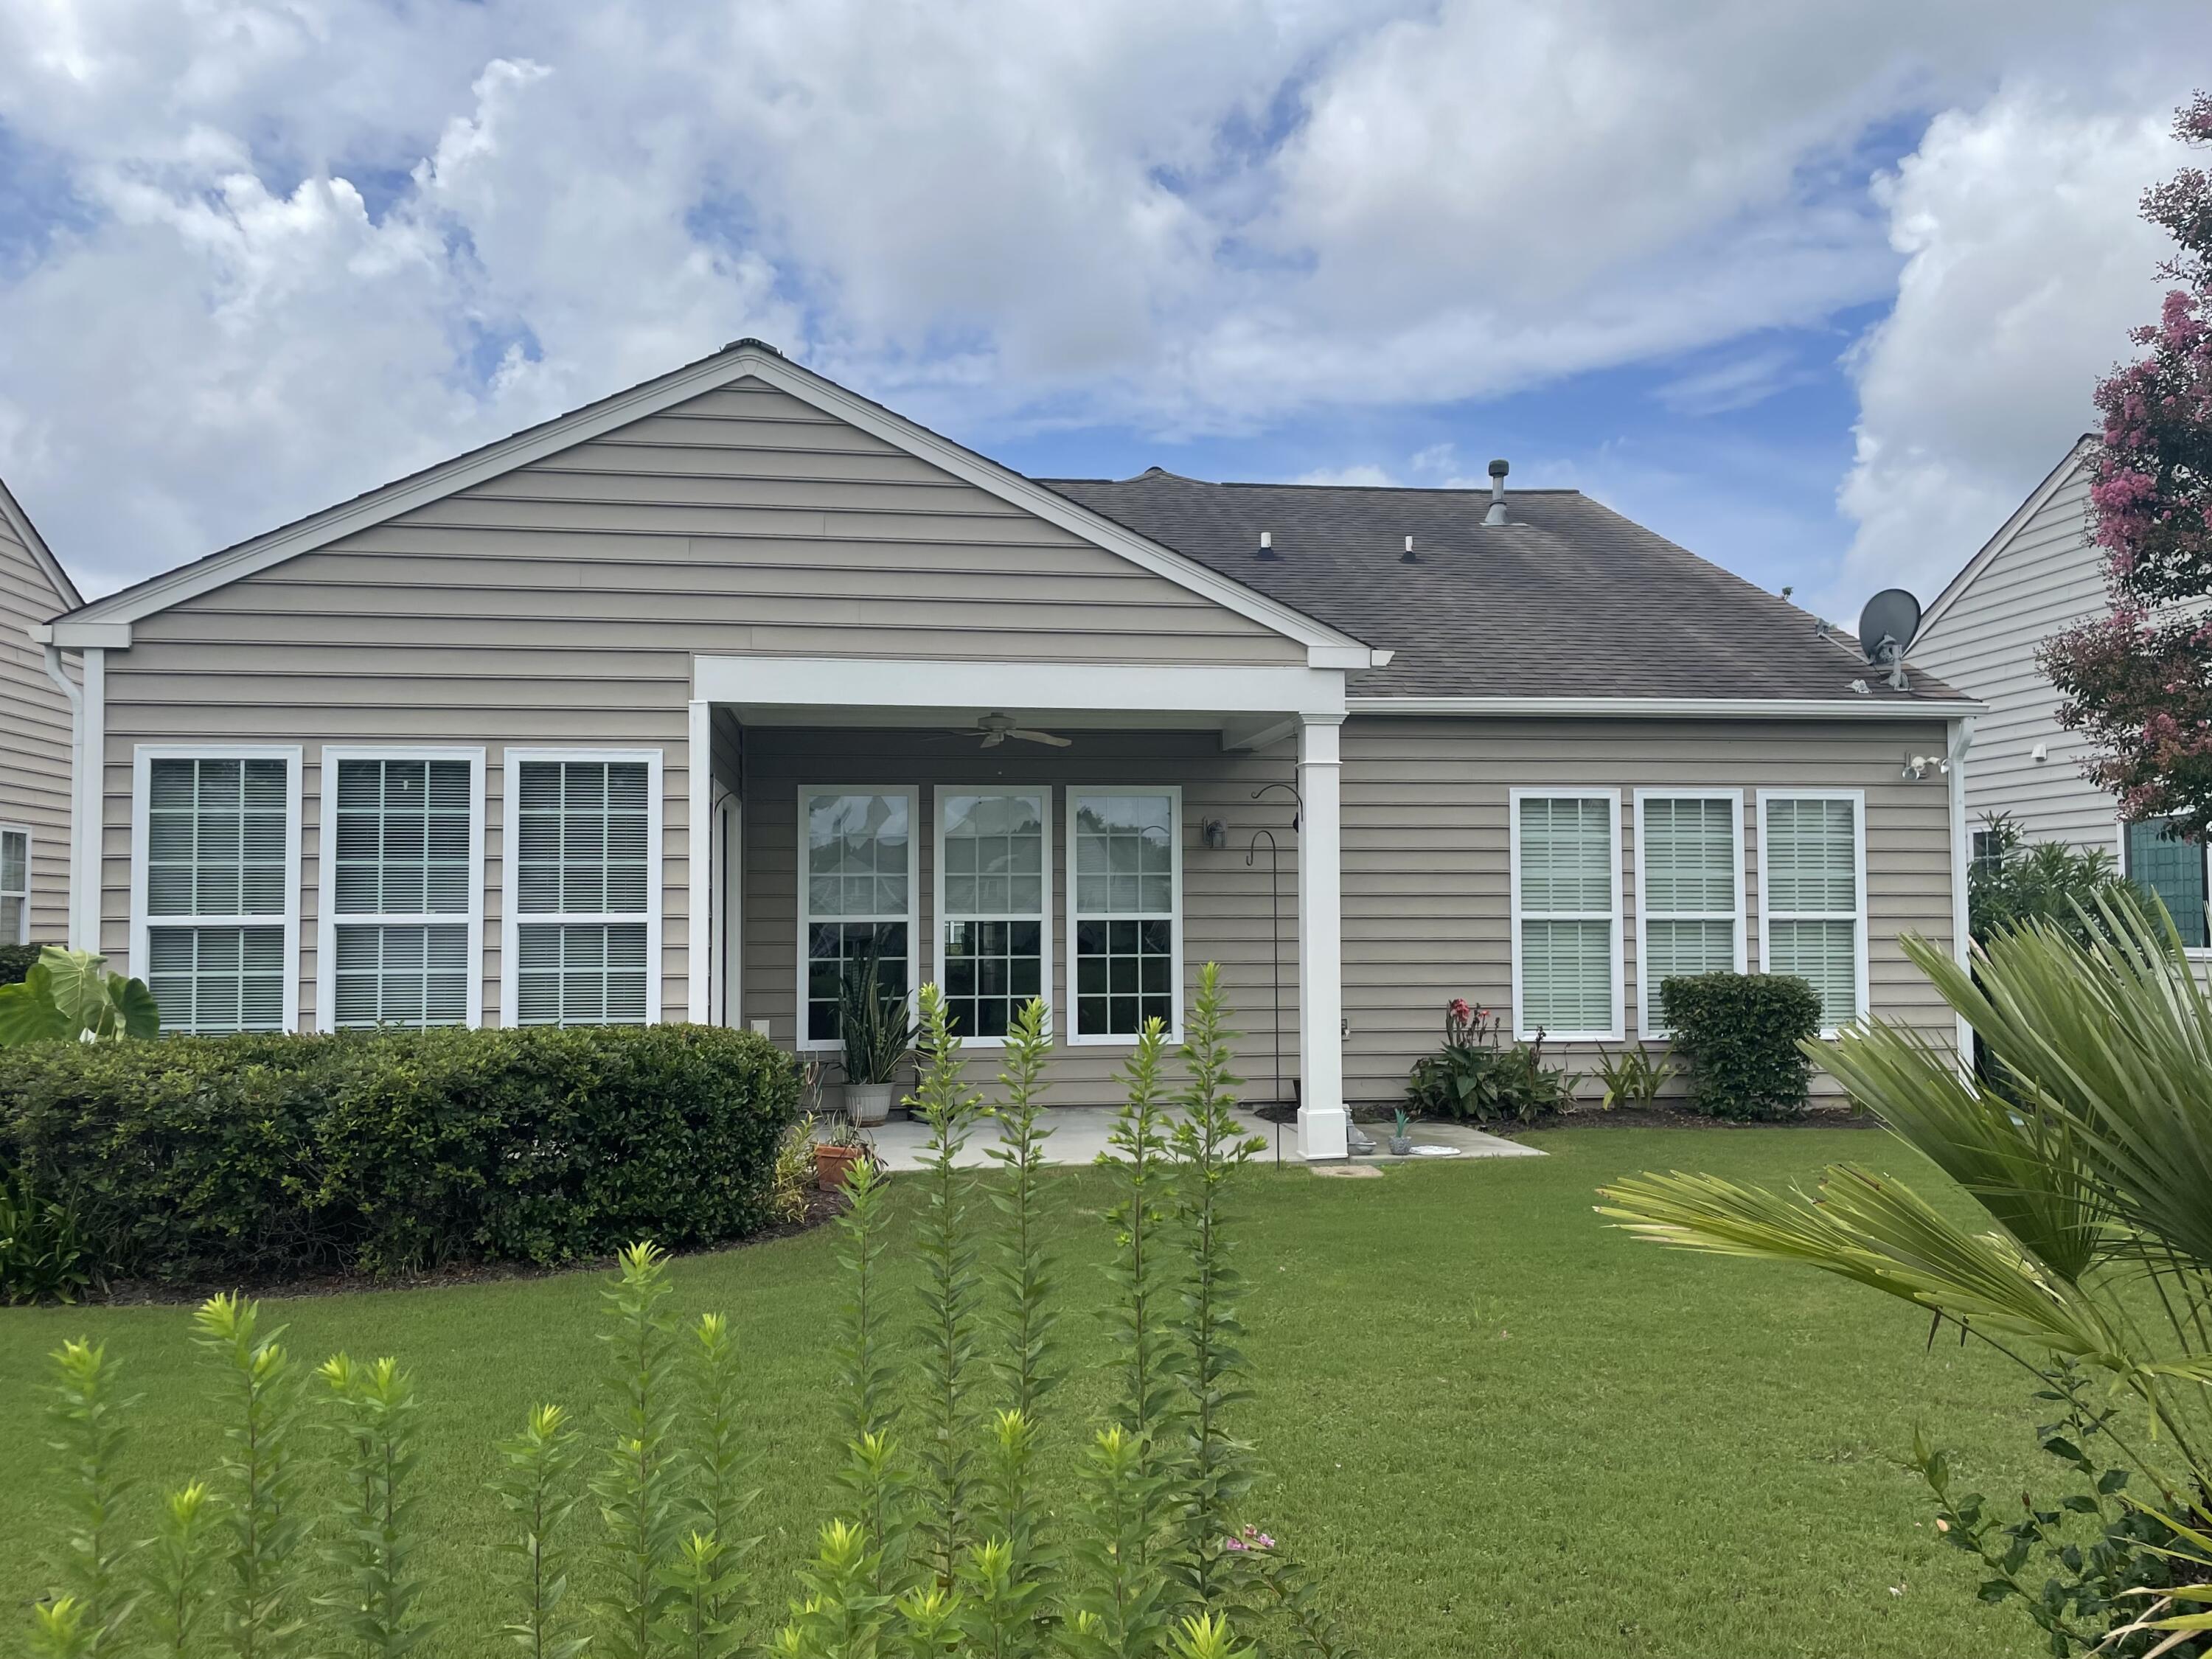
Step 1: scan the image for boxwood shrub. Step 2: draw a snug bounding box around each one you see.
[1660,972,1823,1121]
[0,942,44,986]
[0,1023,799,1284]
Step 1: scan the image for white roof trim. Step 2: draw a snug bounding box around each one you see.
[1918,436,2096,638]
[1345,695,1985,719]
[58,341,1376,665]
[0,476,82,613]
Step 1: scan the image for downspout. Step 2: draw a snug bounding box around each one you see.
[41,643,88,951]
[1947,714,1977,1074]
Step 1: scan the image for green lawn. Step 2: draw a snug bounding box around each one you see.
[0,1129,2052,1658]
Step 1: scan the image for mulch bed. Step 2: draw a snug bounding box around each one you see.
[88,1185,849,1307]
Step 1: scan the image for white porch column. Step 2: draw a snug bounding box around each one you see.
[687,698,713,1023]
[1296,714,1349,1161]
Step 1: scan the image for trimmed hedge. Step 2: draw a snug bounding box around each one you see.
[0,1023,800,1283]
[0,943,45,986]
[1660,972,1823,1121]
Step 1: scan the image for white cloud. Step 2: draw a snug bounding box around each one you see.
[0,0,2206,596]
[1822,86,2191,616]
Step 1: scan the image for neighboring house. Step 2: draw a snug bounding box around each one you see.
[1914,438,2209,947]
[1,475,83,947]
[37,340,1978,1156]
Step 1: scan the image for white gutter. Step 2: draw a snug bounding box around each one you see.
[1345,695,1986,720]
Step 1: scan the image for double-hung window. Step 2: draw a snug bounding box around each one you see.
[1757,790,1867,1034]
[0,824,27,945]
[800,787,917,1048]
[135,748,301,1034]
[2124,818,2209,948]
[936,790,1048,1041]
[1068,789,1180,1042]
[1634,791,1745,1037]
[319,750,483,1030]
[1510,790,1621,1040]
[506,751,661,1026]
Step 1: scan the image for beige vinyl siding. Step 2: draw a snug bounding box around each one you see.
[740,727,1302,1109]
[1913,464,2118,852]
[0,507,74,945]
[97,376,1303,1022]
[1338,716,1960,1102]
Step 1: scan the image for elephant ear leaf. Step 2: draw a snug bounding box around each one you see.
[111,975,161,1040]
[0,970,72,1047]
[35,946,111,1034]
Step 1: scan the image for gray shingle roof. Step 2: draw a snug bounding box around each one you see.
[1039,470,1968,704]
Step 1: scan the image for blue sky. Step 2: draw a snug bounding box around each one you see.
[0,2,2203,616]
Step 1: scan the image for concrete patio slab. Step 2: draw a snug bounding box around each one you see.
[854,1107,1543,1171]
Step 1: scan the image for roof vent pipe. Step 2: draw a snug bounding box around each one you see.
[1256,529,1277,560]
[1484,459,1510,526]
[1402,535,1418,563]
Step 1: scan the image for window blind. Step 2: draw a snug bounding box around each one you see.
[1761,796,1863,1029]
[1515,795,1616,1036]
[1638,796,1739,1032]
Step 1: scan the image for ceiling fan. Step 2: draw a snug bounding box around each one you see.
[956,712,1071,749]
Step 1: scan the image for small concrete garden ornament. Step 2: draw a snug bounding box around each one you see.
[1389,1108,1414,1157]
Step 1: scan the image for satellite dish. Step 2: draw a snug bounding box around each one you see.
[1856,588,1922,691]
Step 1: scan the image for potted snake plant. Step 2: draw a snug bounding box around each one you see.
[837,939,913,1125]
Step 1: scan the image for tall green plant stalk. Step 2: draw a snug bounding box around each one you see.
[771,1520,893,1659]
[492,1404,587,1659]
[986,998,1059,1419]
[44,1338,136,1658]
[591,1241,686,1659]
[1065,1427,1178,1659]
[1099,1020,1185,1568]
[830,1158,912,1595]
[684,1312,755,1642]
[29,1596,91,1659]
[658,1532,741,1659]
[316,1354,429,1659]
[140,1482,216,1659]
[963,1408,1047,1658]
[193,1293,310,1659]
[1168,964,1265,1607]
[908,984,985,1589]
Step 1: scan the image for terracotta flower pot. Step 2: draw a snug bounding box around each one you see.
[814,1143,865,1191]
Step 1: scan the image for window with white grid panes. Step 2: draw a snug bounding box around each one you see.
[801,789,915,1046]
[0,826,26,945]
[938,791,1047,1040]
[144,755,292,1032]
[1069,790,1178,1040]
[514,759,651,1025]
[329,757,476,1028]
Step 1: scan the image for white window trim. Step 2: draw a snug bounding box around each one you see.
[1755,787,1870,1039]
[129,743,305,1032]
[1065,785,1184,1048]
[500,748,664,1028]
[796,784,921,1054]
[1508,787,1624,1043]
[0,821,29,945]
[932,785,1053,1048]
[1632,789,1747,1040]
[315,746,487,1033]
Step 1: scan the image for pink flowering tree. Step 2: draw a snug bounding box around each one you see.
[2040,92,2212,838]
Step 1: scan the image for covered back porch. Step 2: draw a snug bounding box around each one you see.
[683,654,1352,1159]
